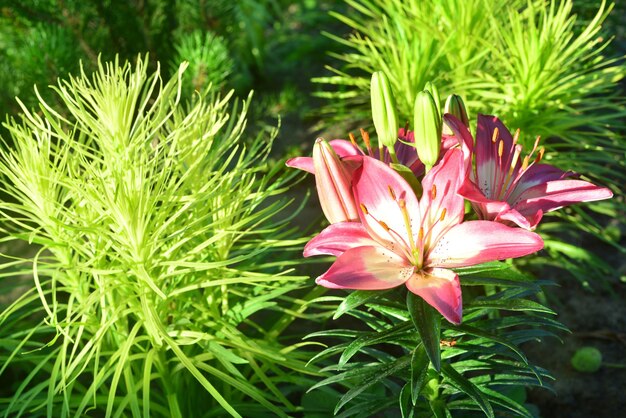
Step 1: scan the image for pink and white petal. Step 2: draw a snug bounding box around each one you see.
[304,222,379,257]
[420,148,466,242]
[284,140,361,175]
[511,179,613,217]
[443,114,474,170]
[353,156,421,248]
[329,139,363,157]
[474,115,520,199]
[506,163,572,204]
[405,268,462,324]
[285,156,314,174]
[476,115,515,166]
[496,208,538,230]
[427,220,543,268]
[315,246,414,290]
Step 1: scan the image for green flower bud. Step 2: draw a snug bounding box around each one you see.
[413,89,442,172]
[571,347,602,373]
[424,81,441,116]
[370,71,399,153]
[443,94,469,135]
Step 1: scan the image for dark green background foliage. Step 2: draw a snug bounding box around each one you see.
[0,0,341,113]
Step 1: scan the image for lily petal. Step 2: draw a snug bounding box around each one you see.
[314,139,361,223]
[428,220,543,268]
[328,139,362,157]
[405,268,462,324]
[315,246,414,290]
[285,156,314,174]
[420,148,466,243]
[512,179,613,221]
[304,222,379,257]
[285,139,362,175]
[353,156,420,250]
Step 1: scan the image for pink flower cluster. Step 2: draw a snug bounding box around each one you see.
[287,115,612,324]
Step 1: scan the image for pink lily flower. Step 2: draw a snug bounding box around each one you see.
[304,147,544,324]
[458,115,613,230]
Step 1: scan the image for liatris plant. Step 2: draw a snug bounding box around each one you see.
[288,74,612,416]
[0,56,318,417]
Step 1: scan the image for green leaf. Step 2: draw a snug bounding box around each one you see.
[333,290,389,319]
[441,363,494,418]
[429,399,448,418]
[390,163,423,196]
[339,321,413,367]
[407,292,441,371]
[467,299,555,315]
[335,355,411,413]
[410,344,429,405]
[399,383,414,418]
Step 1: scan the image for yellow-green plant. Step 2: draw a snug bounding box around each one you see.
[0,56,318,417]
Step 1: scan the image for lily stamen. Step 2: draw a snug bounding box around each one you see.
[360,128,374,156]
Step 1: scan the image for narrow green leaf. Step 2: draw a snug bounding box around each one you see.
[467,299,555,315]
[410,343,429,405]
[429,399,448,418]
[441,363,494,418]
[333,289,389,319]
[339,321,413,367]
[399,383,414,418]
[407,292,441,371]
[335,356,411,413]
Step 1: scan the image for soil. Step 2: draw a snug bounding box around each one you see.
[525,273,626,418]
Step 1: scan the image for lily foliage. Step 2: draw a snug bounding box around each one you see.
[0,56,318,418]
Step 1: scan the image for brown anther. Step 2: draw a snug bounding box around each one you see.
[532,136,541,153]
[431,184,437,200]
[491,127,499,143]
[498,140,504,158]
[360,128,371,147]
[535,147,545,163]
[521,155,530,171]
[404,120,410,132]
[418,227,424,242]
[379,220,390,231]
[513,128,520,144]
[388,185,396,200]
[360,203,369,215]
[440,208,447,221]
[348,132,358,147]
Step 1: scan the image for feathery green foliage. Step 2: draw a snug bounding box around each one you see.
[0,56,318,417]
[305,262,563,417]
[171,30,234,99]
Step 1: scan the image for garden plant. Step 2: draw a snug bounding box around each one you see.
[0,0,624,417]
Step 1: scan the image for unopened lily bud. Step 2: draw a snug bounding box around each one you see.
[371,71,399,153]
[424,81,441,117]
[313,138,360,223]
[443,94,469,135]
[414,90,442,172]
